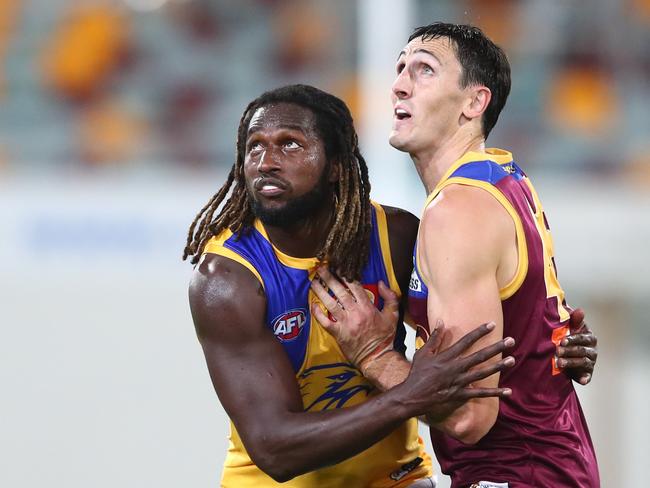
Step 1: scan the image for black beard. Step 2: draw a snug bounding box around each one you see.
[249,172,332,228]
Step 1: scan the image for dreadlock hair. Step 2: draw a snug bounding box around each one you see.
[182,84,372,281]
[409,22,511,139]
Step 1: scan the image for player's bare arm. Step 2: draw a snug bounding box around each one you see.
[312,205,598,404]
[190,253,514,482]
[416,184,516,444]
[313,185,510,445]
[313,275,598,387]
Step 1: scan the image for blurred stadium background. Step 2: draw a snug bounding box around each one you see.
[1,0,648,486]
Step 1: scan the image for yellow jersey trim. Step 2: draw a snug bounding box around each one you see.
[203,231,265,287]
[371,201,402,297]
[522,179,571,322]
[416,148,524,299]
[424,148,515,210]
[253,220,320,270]
[435,177,528,300]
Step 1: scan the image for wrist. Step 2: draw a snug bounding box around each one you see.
[359,350,409,392]
[357,345,393,377]
[383,379,424,419]
[355,335,395,374]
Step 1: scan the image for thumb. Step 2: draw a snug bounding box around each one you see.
[378,280,399,315]
[568,308,586,333]
[421,319,446,354]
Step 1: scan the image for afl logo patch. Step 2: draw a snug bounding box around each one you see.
[272,309,307,342]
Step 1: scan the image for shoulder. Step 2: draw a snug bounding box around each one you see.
[189,253,266,341]
[380,204,420,240]
[419,185,513,277]
[421,184,511,236]
[377,204,419,292]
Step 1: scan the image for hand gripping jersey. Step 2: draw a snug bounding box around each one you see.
[204,201,432,488]
[408,150,599,487]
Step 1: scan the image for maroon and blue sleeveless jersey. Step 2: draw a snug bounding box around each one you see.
[408,149,599,487]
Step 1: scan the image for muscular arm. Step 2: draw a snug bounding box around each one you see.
[191,253,510,481]
[313,201,597,436]
[312,190,510,443]
[417,185,513,443]
[190,254,411,481]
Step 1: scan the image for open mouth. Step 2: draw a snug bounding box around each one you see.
[259,185,284,197]
[254,177,288,197]
[394,107,411,120]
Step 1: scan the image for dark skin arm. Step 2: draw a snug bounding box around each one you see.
[190,253,514,482]
[383,205,420,334]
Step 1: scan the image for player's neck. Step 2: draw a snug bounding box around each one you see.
[411,132,486,195]
[262,202,335,259]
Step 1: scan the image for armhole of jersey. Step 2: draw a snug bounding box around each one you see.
[434,177,528,300]
[371,201,401,297]
[203,232,265,289]
[413,188,441,289]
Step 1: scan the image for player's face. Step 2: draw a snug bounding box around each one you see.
[244,103,336,227]
[389,36,469,156]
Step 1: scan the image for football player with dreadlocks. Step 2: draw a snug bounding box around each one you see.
[184,84,517,488]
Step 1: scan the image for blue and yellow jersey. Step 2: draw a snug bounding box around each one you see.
[204,201,431,488]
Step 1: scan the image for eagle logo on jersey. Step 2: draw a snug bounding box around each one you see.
[272,309,307,342]
[299,362,373,411]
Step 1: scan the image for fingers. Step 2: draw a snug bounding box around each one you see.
[344,279,372,304]
[556,345,597,360]
[457,355,516,386]
[419,319,446,354]
[568,307,586,333]
[311,303,340,336]
[453,386,513,401]
[378,280,399,316]
[316,267,357,309]
[457,337,515,372]
[310,277,344,319]
[561,331,597,347]
[438,322,496,359]
[578,373,592,385]
[556,356,595,371]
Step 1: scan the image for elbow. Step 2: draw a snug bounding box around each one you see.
[259,464,295,483]
[452,423,491,445]
[445,407,498,445]
[242,427,306,483]
[237,422,292,482]
[237,415,322,482]
[247,445,297,483]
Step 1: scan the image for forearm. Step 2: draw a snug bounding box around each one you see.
[363,352,465,426]
[240,382,416,481]
[361,350,411,391]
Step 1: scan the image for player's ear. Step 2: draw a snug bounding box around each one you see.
[462,85,491,122]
